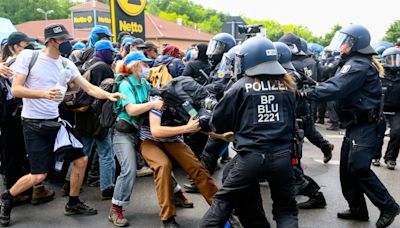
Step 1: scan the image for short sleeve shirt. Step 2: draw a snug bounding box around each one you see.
[117,75,151,126]
[12,49,80,119]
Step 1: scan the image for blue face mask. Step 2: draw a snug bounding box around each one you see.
[138,66,150,79]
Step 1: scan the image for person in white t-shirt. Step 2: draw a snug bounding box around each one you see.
[0,24,124,226]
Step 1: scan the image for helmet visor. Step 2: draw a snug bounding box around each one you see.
[383,54,400,67]
[234,53,244,78]
[206,40,226,56]
[217,53,234,78]
[329,31,356,53]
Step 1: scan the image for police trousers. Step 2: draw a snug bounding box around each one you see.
[303,116,331,153]
[374,111,400,162]
[341,122,397,212]
[200,150,298,228]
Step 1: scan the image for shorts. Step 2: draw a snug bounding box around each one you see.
[22,119,85,174]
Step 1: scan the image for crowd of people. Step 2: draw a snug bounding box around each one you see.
[0,22,399,228]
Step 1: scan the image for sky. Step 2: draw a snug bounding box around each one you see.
[191,0,399,43]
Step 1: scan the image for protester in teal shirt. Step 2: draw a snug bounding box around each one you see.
[109,51,164,227]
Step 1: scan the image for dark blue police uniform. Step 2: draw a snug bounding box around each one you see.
[305,54,398,214]
[200,76,298,228]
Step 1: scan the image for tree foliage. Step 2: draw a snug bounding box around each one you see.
[146,0,225,34]
[383,20,400,43]
[0,0,75,25]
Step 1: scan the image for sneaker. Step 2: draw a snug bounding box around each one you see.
[220,156,232,164]
[385,160,396,170]
[183,183,199,193]
[0,196,12,226]
[108,206,129,227]
[372,159,381,167]
[102,187,114,200]
[161,217,180,228]
[136,166,153,177]
[31,184,55,205]
[174,190,194,208]
[64,201,98,216]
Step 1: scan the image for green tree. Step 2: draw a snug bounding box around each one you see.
[383,20,400,43]
[0,0,76,25]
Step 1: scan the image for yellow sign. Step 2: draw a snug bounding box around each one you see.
[74,15,93,24]
[117,0,146,17]
[98,16,111,24]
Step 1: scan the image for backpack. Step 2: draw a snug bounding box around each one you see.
[148,62,174,89]
[0,51,40,125]
[63,61,107,112]
[98,75,138,128]
[382,76,400,112]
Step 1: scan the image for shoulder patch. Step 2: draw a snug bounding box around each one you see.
[340,65,352,73]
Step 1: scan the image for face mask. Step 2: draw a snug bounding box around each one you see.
[138,66,150,79]
[58,41,72,57]
[191,50,198,60]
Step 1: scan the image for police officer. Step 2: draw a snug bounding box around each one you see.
[302,24,400,228]
[200,36,298,228]
[184,33,236,192]
[274,41,327,210]
[373,47,400,169]
[279,33,334,163]
[200,45,241,174]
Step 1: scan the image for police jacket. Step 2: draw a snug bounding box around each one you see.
[381,69,400,112]
[306,54,381,126]
[288,70,316,117]
[210,76,296,154]
[292,55,319,82]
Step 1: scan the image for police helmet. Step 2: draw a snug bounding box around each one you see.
[300,38,312,55]
[207,33,236,66]
[329,24,376,55]
[273,42,295,71]
[235,37,286,77]
[206,33,236,56]
[278,33,305,56]
[381,47,400,68]
[375,46,386,56]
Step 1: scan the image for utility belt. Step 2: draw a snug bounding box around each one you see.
[352,108,380,125]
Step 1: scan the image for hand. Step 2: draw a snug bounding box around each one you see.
[0,63,13,79]
[223,132,235,142]
[185,118,201,133]
[108,92,125,102]
[151,98,164,110]
[45,88,63,101]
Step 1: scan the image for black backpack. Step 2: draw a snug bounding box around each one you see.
[98,75,138,128]
[382,76,400,112]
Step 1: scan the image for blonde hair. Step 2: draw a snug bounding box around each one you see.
[254,74,297,94]
[371,56,384,76]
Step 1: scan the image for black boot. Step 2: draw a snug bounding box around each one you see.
[298,192,326,209]
[337,208,369,221]
[322,144,334,163]
[376,204,400,228]
[326,122,339,131]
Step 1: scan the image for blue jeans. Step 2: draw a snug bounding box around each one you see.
[111,130,138,206]
[66,132,115,191]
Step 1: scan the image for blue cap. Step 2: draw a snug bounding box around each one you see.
[125,51,153,65]
[1,37,8,46]
[73,42,86,50]
[122,37,133,45]
[91,25,113,37]
[95,40,114,51]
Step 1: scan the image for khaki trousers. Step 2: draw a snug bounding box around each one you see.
[141,139,218,220]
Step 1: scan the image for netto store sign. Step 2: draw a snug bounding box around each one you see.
[110,0,146,41]
[72,10,111,30]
